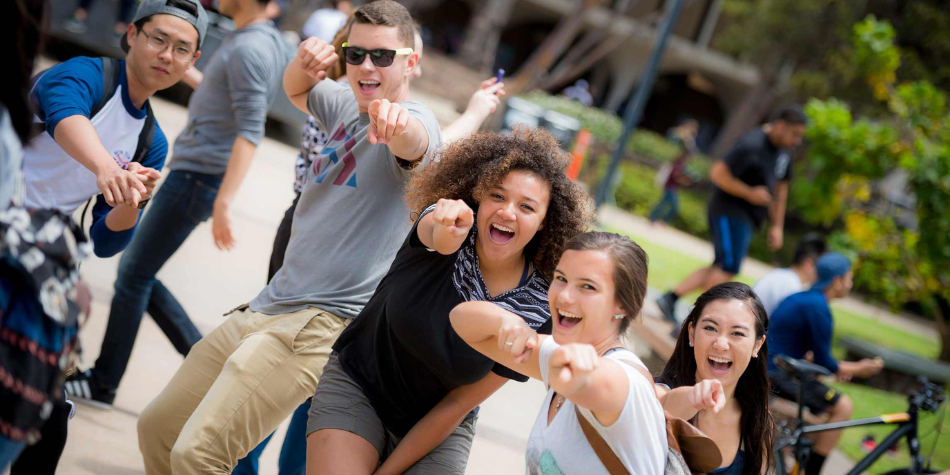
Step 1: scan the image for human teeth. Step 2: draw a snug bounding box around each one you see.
[710,356,731,363]
[559,310,581,319]
[360,80,380,85]
[492,223,514,233]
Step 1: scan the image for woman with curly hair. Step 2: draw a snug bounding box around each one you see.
[305,126,592,475]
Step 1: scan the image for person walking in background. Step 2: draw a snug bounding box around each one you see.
[649,118,699,225]
[656,106,807,329]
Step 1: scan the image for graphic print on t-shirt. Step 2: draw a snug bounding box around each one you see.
[312,122,358,187]
[112,149,132,169]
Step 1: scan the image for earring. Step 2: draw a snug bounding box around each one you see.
[614,314,625,320]
[753,353,758,358]
[689,340,694,347]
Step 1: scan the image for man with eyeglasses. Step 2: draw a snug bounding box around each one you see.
[137,2,442,473]
[62,0,285,410]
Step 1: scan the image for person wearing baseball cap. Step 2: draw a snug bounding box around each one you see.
[26,0,205,408]
[64,0,286,429]
[765,252,884,475]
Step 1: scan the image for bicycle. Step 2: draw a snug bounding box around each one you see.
[772,355,946,475]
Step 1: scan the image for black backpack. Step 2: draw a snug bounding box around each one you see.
[31,56,157,220]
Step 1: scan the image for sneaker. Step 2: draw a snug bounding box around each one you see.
[63,17,88,34]
[656,292,677,325]
[63,370,115,410]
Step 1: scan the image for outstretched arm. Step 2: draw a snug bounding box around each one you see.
[374,373,507,475]
[655,378,726,421]
[416,199,474,255]
[441,78,505,143]
[450,301,544,381]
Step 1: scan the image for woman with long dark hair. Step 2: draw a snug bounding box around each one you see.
[657,282,774,475]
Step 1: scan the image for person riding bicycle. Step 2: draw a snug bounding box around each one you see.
[767,253,884,475]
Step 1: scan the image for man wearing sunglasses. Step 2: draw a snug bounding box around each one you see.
[63,0,286,414]
[136,1,442,473]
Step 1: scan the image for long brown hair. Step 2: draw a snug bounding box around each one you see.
[658,282,774,475]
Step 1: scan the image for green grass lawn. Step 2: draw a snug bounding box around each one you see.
[604,225,948,473]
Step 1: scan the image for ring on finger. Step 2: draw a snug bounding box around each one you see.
[505,341,514,346]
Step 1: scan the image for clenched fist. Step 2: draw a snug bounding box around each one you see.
[297,37,339,80]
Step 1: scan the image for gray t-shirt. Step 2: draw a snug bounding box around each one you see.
[250,80,442,318]
[169,21,287,175]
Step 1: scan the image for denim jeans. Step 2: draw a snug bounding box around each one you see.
[649,189,679,223]
[233,401,309,475]
[0,436,26,473]
[93,170,220,391]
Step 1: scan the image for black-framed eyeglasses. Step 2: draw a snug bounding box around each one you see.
[141,29,196,63]
[341,43,413,68]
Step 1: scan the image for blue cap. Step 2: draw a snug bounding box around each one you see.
[811,252,851,291]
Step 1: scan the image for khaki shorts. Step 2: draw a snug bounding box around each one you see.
[307,354,477,475]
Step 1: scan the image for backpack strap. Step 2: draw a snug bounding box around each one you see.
[29,56,121,139]
[93,57,121,118]
[131,102,156,209]
[575,406,629,475]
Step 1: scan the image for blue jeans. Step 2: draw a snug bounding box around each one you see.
[93,170,219,391]
[233,401,309,475]
[649,189,679,223]
[0,436,26,472]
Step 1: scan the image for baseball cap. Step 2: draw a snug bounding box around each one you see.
[811,252,851,291]
[120,0,209,53]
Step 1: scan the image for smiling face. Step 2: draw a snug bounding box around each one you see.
[688,299,765,391]
[346,22,418,113]
[125,14,200,92]
[548,249,625,345]
[474,170,550,266]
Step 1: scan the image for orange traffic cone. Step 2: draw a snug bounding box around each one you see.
[566,129,591,181]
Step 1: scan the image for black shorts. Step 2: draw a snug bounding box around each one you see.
[769,370,841,415]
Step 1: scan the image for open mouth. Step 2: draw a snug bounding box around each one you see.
[707,356,733,374]
[359,79,380,94]
[488,223,515,244]
[556,309,582,330]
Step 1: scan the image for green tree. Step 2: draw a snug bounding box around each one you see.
[796,16,950,362]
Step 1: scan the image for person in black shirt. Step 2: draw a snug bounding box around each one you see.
[305,127,592,475]
[657,106,807,328]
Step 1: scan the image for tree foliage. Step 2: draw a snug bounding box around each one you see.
[794,16,950,360]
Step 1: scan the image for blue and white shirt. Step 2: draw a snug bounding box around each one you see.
[24,57,168,257]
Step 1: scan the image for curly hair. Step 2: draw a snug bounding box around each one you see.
[405,126,593,279]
